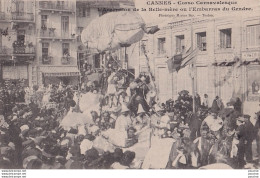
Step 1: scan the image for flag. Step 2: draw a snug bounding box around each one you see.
[167,54,182,73]
[170,48,199,72]
[181,47,199,67]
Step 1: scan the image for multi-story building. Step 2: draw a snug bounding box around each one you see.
[134,14,260,115]
[35,0,79,86]
[0,0,36,87]
[0,0,135,87]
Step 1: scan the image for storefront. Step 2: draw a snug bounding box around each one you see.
[212,53,241,106]
[2,64,29,86]
[40,66,80,86]
[242,51,260,115]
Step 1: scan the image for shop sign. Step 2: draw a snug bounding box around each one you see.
[215,53,235,62]
[242,51,260,60]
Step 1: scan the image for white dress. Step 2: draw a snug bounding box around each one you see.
[60,108,86,130]
[142,137,176,169]
[106,72,117,95]
[104,115,132,147]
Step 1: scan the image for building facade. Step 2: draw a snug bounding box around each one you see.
[134,15,260,115]
[35,0,79,86]
[0,0,135,87]
[0,0,36,87]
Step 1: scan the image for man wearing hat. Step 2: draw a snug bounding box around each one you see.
[235,116,247,168]
[189,109,203,141]
[243,114,255,163]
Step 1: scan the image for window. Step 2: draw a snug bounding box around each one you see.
[219,28,232,49]
[61,16,69,37]
[62,43,70,56]
[78,27,84,34]
[57,1,66,9]
[41,15,48,30]
[197,32,207,51]
[78,53,84,60]
[77,7,86,17]
[77,27,84,42]
[86,8,91,17]
[42,43,49,57]
[246,24,260,48]
[158,38,166,55]
[42,43,50,64]
[140,40,147,56]
[176,35,185,53]
[16,1,24,15]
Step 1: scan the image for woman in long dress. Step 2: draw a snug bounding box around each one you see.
[60,101,86,131]
[106,72,118,108]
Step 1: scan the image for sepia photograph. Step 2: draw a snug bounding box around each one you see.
[0,0,259,173]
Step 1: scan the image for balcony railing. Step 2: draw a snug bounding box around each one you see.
[0,46,12,55]
[39,1,74,11]
[0,12,34,21]
[61,56,72,65]
[40,56,53,65]
[11,12,34,21]
[38,29,75,40]
[0,46,35,55]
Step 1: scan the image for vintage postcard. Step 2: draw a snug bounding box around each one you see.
[0,0,259,173]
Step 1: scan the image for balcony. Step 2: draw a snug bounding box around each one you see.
[40,56,53,65]
[38,29,75,41]
[0,12,34,22]
[0,46,12,55]
[0,45,35,57]
[61,56,73,65]
[11,12,34,22]
[39,1,75,13]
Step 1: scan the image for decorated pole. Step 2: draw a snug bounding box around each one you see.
[140,44,157,148]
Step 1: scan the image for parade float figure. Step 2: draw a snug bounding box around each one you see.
[106,71,118,108]
[128,74,150,115]
[60,100,86,131]
[42,86,51,107]
[100,71,109,96]
[102,104,136,148]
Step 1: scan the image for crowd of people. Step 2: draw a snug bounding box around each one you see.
[0,61,259,169]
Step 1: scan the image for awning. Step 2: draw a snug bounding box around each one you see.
[212,60,238,66]
[40,66,80,77]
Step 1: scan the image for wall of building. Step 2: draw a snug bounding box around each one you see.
[0,0,36,86]
[134,15,260,114]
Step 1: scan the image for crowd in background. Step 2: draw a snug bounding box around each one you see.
[0,61,259,169]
